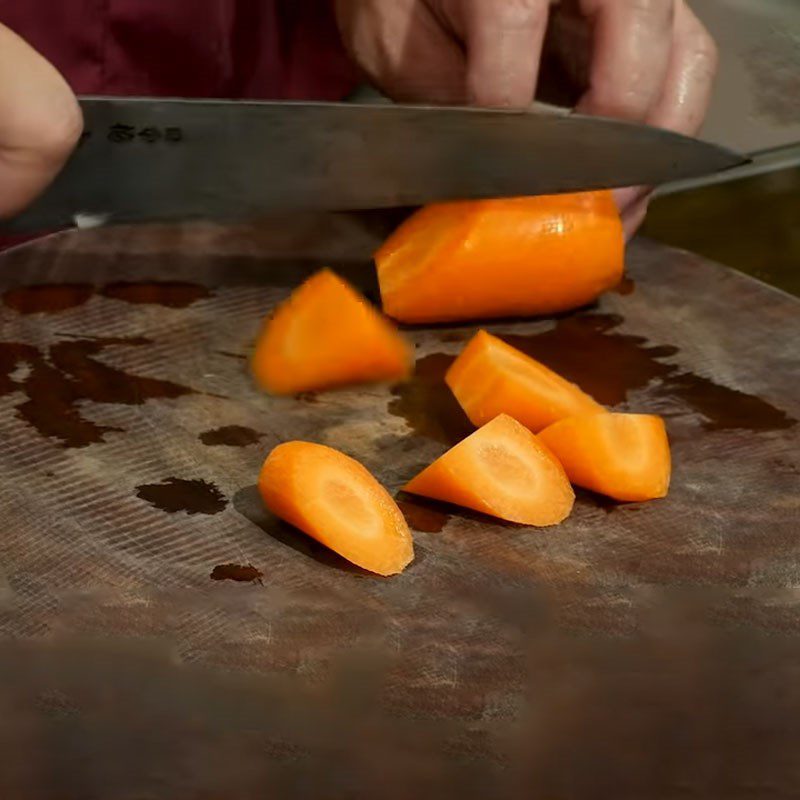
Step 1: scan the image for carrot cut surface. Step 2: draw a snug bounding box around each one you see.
[251,269,412,395]
[538,413,671,502]
[446,330,605,433]
[375,192,624,323]
[259,442,414,576]
[403,414,574,527]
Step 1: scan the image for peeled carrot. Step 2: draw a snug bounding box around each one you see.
[375,191,624,323]
[538,413,671,502]
[259,441,414,576]
[403,414,574,526]
[446,330,605,433]
[251,269,412,395]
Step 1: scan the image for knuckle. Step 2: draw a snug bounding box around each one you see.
[692,28,719,74]
[494,0,549,29]
[35,93,83,162]
[626,0,675,25]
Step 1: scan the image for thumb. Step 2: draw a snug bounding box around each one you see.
[0,24,83,219]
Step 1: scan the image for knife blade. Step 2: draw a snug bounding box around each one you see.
[2,97,747,232]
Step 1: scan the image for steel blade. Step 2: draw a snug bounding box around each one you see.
[3,97,747,232]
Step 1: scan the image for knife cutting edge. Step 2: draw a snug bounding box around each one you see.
[1,96,748,233]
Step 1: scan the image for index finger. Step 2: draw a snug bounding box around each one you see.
[455,0,552,107]
[577,0,675,121]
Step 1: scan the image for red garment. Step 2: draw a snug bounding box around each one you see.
[0,0,357,100]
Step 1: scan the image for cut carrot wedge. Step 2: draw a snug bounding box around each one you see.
[403,414,574,526]
[251,269,412,395]
[375,192,624,323]
[259,441,414,576]
[446,330,605,433]
[538,413,671,502]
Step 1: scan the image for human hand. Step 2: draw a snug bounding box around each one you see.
[0,24,83,219]
[334,0,718,236]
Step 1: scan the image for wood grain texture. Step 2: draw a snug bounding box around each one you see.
[0,216,798,799]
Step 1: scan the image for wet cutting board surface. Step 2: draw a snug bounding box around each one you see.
[0,216,798,799]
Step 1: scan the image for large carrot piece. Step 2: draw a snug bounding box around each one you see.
[375,192,624,323]
[259,441,414,576]
[538,413,671,502]
[446,330,604,433]
[403,414,574,526]
[251,269,412,395]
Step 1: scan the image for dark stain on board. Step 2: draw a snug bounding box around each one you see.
[397,497,451,533]
[1,281,211,315]
[388,353,473,445]
[136,478,228,515]
[2,284,94,314]
[0,338,196,447]
[199,425,263,447]
[101,282,212,308]
[387,313,795,438]
[613,276,636,296]
[210,563,264,584]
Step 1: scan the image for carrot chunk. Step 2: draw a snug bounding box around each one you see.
[251,269,412,395]
[403,414,574,526]
[538,413,671,502]
[446,330,605,433]
[375,192,624,323]
[259,441,414,576]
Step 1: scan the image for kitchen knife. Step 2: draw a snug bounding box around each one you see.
[2,97,747,233]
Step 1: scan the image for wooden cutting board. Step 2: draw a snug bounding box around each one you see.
[0,215,798,799]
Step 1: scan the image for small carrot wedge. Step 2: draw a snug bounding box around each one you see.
[259,442,414,576]
[403,414,574,526]
[375,192,624,323]
[251,269,412,395]
[446,330,605,433]
[538,413,671,502]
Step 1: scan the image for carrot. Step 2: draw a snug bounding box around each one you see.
[446,330,605,433]
[259,441,414,576]
[251,269,412,395]
[375,191,624,323]
[538,413,671,502]
[403,414,574,526]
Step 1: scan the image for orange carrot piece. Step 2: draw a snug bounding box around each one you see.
[446,330,605,433]
[403,414,574,527]
[538,413,671,502]
[375,192,624,323]
[251,269,412,395]
[259,441,414,576]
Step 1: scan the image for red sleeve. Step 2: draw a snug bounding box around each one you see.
[0,0,358,100]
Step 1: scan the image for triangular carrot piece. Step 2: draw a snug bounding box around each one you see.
[251,269,412,395]
[403,414,574,527]
[538,413,671,502]
[259,441,414,576]
[446,330,605,432]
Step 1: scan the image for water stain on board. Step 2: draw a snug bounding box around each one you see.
[2,281,211,315]
[0,337,196,447]
[613,276,636,296]
[2,284,94,314]
[101,282,212,308]
[136,478,228,515]
[397,497,451,533]
[199,425,263,447]
[388,313,795,439]
[210,563,264,584]
[388,353,473,445]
